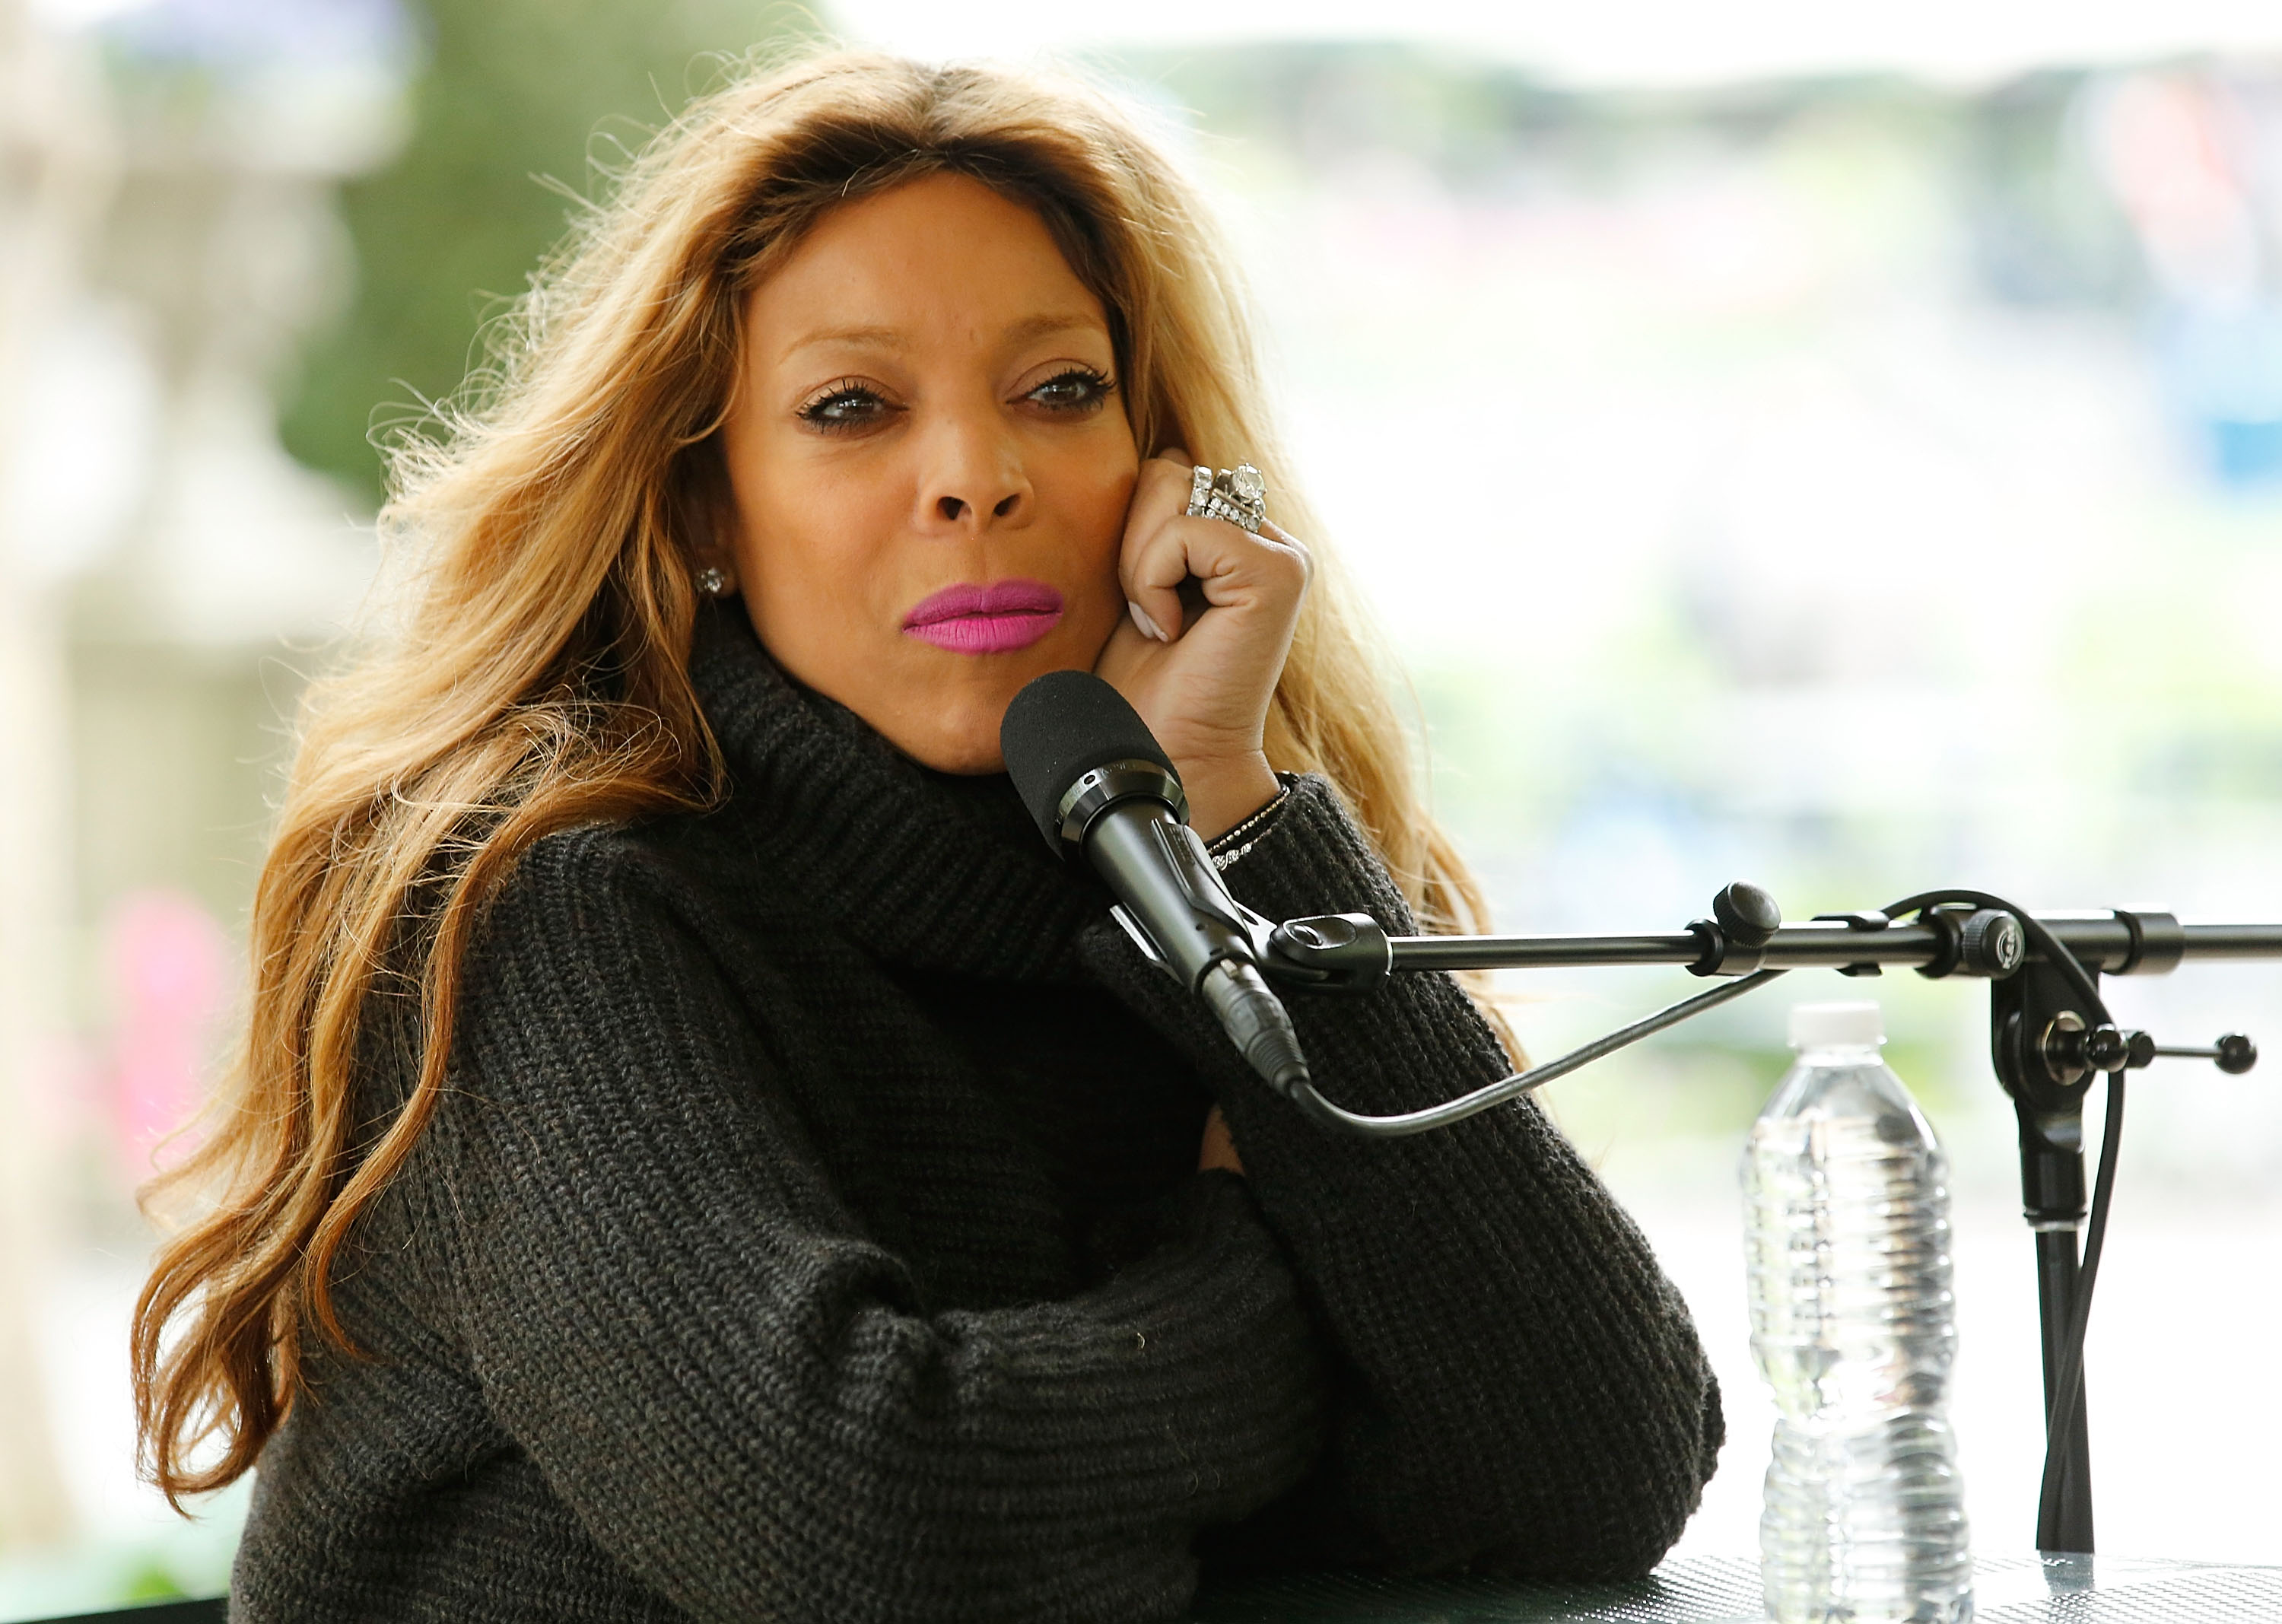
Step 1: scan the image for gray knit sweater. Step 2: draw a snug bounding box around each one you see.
[229,606,1721,1622]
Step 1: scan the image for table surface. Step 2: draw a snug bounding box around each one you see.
[23,1552,2282,1622]
[1187,1552,2282,1622]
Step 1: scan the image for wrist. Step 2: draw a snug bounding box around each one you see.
[1178,752,1278,842]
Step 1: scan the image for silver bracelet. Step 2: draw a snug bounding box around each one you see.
[1206,787,1289,872]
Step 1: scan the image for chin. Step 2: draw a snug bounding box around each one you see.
[884,701,1013,777]
[875,642,1106,776]
[918,736,1009,776]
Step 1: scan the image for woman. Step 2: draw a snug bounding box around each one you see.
[134,49,1721,1622]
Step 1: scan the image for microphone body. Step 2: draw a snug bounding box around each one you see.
[1001,672,1312,1097]
[1085,797,1311,1096]
[1084,796,1248,989]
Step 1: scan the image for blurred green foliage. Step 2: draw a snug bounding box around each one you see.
[119,1556,190,1602]
[280,0,825,506]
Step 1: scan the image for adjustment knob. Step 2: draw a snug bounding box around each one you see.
[1279,917,1357,950]
[2082,1025,2134,1073]
[1714,882,1782,949]
[1956,910,2026,977]
[2150,1032,2261,1074]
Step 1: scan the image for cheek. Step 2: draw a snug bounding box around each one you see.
[729,446,898,639]
[1046,431,1140,586]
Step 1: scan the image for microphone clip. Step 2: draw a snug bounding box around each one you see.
[1104,814,1265,991]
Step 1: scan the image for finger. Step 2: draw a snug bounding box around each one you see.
[1197,530,1308,615]
[1121,463,1307,637]
[1118,459,1203,640]
[1120,519,1290,645]
[1129,513,1308,621]
[1256,518,1312,590]
[1128,455,1198,534]
[1120,510,1220,640]
[1198,1106,1244,1175]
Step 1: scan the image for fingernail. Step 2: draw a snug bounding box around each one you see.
[1128,601,1171,642]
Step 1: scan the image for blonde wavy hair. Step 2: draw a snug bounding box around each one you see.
[132,47,1505,1506]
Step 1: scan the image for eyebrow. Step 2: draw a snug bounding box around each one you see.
[777,312,1104,364]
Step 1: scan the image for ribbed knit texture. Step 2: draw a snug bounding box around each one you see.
[229,605,1722,1622]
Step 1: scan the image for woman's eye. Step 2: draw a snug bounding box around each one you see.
[1024,368,1114,413]
[796,383,897,431]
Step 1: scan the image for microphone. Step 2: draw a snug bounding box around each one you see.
[1001,672,1311,1098]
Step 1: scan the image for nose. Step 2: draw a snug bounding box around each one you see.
[917,408,1030,532]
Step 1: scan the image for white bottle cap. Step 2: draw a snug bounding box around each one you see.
[1789,1001,1884,1049]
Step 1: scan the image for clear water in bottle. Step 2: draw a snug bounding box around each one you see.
[1743,1001,1972,1623]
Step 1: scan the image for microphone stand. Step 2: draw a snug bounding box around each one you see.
[1244,882,2282,1556]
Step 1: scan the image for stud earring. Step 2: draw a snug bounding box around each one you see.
[696,565,727,597]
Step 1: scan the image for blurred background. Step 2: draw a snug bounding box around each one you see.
[3,0,2280,1611]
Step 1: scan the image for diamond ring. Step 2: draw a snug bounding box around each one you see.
[1186,462,1267,535]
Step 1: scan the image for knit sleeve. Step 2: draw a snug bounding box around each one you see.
[1084,774,1722,1581]
[427,828,1327,1624]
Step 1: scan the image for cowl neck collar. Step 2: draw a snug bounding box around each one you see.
[687,602,1105,980]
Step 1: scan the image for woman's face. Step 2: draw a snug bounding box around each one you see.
[718,173,1139,774]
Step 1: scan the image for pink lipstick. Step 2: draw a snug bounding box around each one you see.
[901,579,1065,654]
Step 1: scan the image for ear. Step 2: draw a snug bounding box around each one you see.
[673,436,742,596]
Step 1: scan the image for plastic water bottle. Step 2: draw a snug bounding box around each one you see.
[1743,1001,1972,1624]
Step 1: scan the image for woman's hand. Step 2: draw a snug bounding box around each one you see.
[1094,453,1310,840]
[1198,1106,1245,1176]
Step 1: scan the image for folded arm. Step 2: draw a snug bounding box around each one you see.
[1083,775,1723,1580]
[435,829,1327,1622]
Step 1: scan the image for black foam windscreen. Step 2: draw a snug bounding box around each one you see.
[1000,670,1178,848]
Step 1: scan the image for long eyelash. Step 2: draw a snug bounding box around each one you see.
[1029,365,1117,407]
[794,377,898,426]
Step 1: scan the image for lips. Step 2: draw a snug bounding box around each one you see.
[901,579,1066,654]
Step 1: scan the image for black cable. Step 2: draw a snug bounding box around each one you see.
[2037,1068,2122,1549]
[1877,888,2112,1019]
[1878,888,2119,1550]
[1298,881,2125,1544]
[1286,968,1789,1136]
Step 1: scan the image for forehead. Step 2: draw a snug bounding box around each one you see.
[746,172,1112,365]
